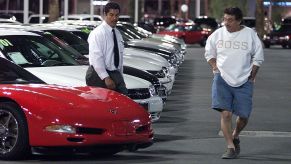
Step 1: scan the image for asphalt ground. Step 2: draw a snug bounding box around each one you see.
[3,45,291,164]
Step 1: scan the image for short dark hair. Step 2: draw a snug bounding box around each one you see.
[224,7,243,21]
[104,2,120,15]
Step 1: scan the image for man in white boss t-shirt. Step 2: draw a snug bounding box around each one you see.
[204,7,264,159]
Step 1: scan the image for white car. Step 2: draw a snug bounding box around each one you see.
[58,14,103,22]
[124,56,174,94]
[27,24,175,94]
[124,47,177,75]
[0,29,163,122]
[0,18,22,25]
[28,14,49,24]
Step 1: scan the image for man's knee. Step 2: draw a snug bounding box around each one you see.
[221,110,232,121]
[238,117,248,124]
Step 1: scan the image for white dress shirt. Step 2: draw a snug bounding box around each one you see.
[205,26,264,87]
[88,21,124,80]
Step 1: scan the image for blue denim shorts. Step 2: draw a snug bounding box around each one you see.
[212,73,254,118]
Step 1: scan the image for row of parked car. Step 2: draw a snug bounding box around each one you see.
[262,17,291,49]
[0,17,187,159]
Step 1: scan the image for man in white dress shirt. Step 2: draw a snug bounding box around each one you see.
[204,7,264,159]
[86,2,127,95]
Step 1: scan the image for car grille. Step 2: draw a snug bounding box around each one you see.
[127,88,151,99]
[136,124,151,134]
[147,70,166,78]
[76,127,105,135]
[155,85,167,101]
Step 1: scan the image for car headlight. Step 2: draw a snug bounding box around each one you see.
[263,34,270,40]
[45,125,76,134]
[162,67,170,77]
[285,35,289,40]
[149,85,157,96]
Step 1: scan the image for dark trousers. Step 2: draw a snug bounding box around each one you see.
[86,66,128,95]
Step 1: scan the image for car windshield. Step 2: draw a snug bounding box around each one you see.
[0,58,45,84]
[0,35,79,67]
[242,19,256,28]
[119,23,147,38]
[275,25,291,33]
[41,32,88,64]
[117,25,141,40]
[72,31,90,41]
[166,24,185,31]
[29,17,49,24]
[45,30,89,55]
[194,17,218,30]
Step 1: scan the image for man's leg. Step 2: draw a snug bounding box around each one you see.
[232,117,248,155]
[233,117,248,139]
[221,110,234,148]
[221,110,238,159]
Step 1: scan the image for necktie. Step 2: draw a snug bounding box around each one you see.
[112,29,119,68]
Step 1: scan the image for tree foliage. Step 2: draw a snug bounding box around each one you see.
[209,0,247,20]
[256,0,264,39]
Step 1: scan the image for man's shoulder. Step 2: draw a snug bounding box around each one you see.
[115,28,122,35]
[91,24,106,36]
[241,26,257,34]
[207,27,223,40]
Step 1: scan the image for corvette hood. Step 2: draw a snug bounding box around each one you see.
[1,84,114,106]
[25,66,151,89]
[1,84,149,121]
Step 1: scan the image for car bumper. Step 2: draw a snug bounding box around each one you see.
[134,95,163,122]
[263,38,288,46]
[159,76,175,95]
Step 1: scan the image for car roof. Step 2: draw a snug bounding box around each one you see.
[52,20,101,28]
[59,14,103,20]
[0,28,39,36]
[0,18,22,24]
[31,24,83,31]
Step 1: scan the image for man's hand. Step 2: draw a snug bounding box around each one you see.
[104,77,116,90]
[248,65,260,83]
[208,58,219,74]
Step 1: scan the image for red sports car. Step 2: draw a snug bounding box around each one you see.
[0,58,153,160]
[158,23,210,46]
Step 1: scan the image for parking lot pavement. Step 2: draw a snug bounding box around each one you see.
[120,46,291,164]
[5,46,291,164]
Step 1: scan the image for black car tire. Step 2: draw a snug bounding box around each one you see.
[200,37,207,47]
[0,102,30,160]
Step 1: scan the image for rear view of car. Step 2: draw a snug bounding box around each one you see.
[158,23,210,46]
[263,24,291,48]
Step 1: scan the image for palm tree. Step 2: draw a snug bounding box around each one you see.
[48,0,59,22]
[255,0,264,39]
